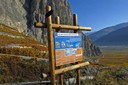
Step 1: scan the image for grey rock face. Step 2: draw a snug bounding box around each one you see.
[82,33,102,57]
[0,0,73,42]
[0,0,27,32]
[28,0,73,43]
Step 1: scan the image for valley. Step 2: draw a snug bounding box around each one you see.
[0,0,128,84]
[99,46,128,67]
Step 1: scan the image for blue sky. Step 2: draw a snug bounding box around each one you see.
[68,0,128,32]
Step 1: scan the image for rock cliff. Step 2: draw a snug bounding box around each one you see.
[0,0,102,57]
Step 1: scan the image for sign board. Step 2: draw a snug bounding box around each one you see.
[54,33,83,66]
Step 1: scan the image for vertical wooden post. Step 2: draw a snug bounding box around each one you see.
[46,5,56,85]
[55,16,63,85]
[73,14,78,33]
[73,14,81,85]
[55,16,60,32]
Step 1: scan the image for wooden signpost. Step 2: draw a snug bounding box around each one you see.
[35,5,91,85]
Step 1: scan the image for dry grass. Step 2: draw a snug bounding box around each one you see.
[0,47,48,58]
[98,46,128,68]
[0,24,23,36]
[0,24,50,83]
[0,24,48,58]
[0,24,42,46]
[0,55,49,83]
[0,35,41,46]
[99,52,128,68]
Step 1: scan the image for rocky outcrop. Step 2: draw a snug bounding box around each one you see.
[82,33,102,57]
[0,0,102,57]
[0,0,73,43]
[24,0,73,43]
[0,0,27,32]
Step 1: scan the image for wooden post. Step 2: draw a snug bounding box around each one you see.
[46,5,56,85]
[55,16,61,32]
[73,14,78,33]
[55,16,63,85]
[73,14,81,85]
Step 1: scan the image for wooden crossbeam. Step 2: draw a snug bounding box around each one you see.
[52,24,91,31]
[35,22,91,31]
[55,62,90,75]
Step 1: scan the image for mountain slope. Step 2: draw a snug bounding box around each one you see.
[0,24,102,83]
[0,24,48,58]
[0,1,102,83]
[0,0,102,57]
[0,0,73,43]
[94,26,128,46]
[89,22,128,41]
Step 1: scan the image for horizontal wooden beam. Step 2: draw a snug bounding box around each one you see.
[35,22,91,31]
[52,24,91,31]
[55,62,90,75]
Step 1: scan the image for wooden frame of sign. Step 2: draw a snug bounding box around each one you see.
[35,5,91,85]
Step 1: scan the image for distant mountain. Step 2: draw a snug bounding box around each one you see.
[88,22,128,41]
[94,26,128,46]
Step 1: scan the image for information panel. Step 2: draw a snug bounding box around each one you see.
[54,33,83,66]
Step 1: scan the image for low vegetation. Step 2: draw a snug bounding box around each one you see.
[81,46,128,85]
[0,55,49,83]
[99,52,128,68]
[0,24,48,58]
[0,24,49,83]
[99,46,128,68]
[81,67,128,85]
[0,47,48,58]
[0,24,24,36]
[0,24,128,84]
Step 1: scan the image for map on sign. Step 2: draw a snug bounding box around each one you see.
[54,33,83,66]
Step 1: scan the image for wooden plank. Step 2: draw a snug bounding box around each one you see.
[46,5,56,85]
[73,14,81,85]
[55,62,90,75]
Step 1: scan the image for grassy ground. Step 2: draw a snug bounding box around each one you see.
[99,46,128,68]
[0,55,49,83]
[0,24,48,58]
[0,24,49,83]
[81,46,128,85]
